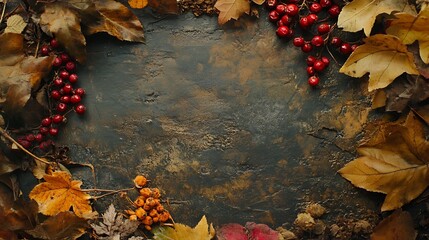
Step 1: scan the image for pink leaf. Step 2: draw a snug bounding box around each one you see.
[245,222,281,240]
[217,223,248,240]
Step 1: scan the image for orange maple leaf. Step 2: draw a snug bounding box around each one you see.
[29,171,93,218]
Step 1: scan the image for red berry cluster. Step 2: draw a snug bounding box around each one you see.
[267,0,357,87]
[17,39,87,151]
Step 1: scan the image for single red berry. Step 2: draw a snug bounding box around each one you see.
[310,3,322,13]
[276,26,290,38]
[39,127,49,135]
[57,103,67,112]
[59,70,69,80]
[266,0,278,9]
[306,55,316,66]
[301,43,313,53]
[74,88,86,96]
[299,17,310,29]
[63,84,73,94]
[75,104,86,115]
[269,10,280,22]
[280,15,292,26]
[49,128,59,136]
[320,0,332,7]
[41,117,52,127]
[50,39,59,48]
[351,44,359,52]
[317,23,330,34]
[313,60,325,72]
[60,95,70,103]
[35,133,43,142]
[285,4,299,16]
[70,94,81,104]
[293,37,305,47]
[275,4,286,15]
[53,77,63,87]
[311,35,324,47]
[328,5,341,17]
[69,73,78,84]
[307,66,315,75]
[330,37,342,47]
[60,53,70,62]
[307,14,318,24]
[26,134,35,142]
[321,56,330,66]
[51,90,61,100]
[52,114,64,124]
[52,57,62,67]
[340,43,352,54]
[41,45,50,56]
[39,141,51,150]
[65,61,76,72]
[308,76,320,87]
[18,139,31,149]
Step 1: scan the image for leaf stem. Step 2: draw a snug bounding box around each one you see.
[83,187,134,192]
[0,127,51,165]
[0,0,7,25]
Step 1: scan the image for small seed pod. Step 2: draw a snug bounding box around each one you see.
[135,207,147,219]
[159,211,170,222]
[134,175,147,188]
[144,225,152,231]
[143,203,151,211]
[152,188,161,199]
[156,205,164,213]
[142,216,153,226]
[134,196,146,207]
[139,188,152,198]
[149,209,158,217]
[146,197,157,208]
[125,209,136,215]
[129,215,138,221]
[153,216,159,223]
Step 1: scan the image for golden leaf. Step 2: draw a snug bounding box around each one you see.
[339,112,429,211]
[252,0,265,5]
[338,0,415,36]
[128,0,149,8]
[29,171,93,218]
[339,34,419,92]
[5,15,27,34]
[153,215,215,240]
[215,0,250,25]
[370,209,416,240]
[387,8,429,63]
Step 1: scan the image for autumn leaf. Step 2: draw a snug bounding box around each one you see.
[26,212,88,240]
[5,15,27,34]
[39,3,86,63]
[370,209,416,240]
[386,8,429,64]
[153,215,215,240]
[85,0,144,42]
[29,171,94,218]
[217,224,247,240]
[215,0,250,25]
[338,0,415,36]
[245,222,282,240]
[339,34,419,92]
[339,111,429,211]
[91,204,140,240]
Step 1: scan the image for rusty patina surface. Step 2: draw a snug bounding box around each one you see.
[60,11,378,227]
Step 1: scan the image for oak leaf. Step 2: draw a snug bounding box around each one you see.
[39,3,86,63]
[338,0,415,36]
[339,111,429,211]
[85,1,144,42]
[215,0,250,25]
[387,8,429,64]
[153,215,215,240]
[29,171,93,218]
[370,209,416,240]
[5,15,27,34]
[26,212,89,240]
[339,34,419,92]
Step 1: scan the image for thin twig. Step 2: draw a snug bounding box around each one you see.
[82,187,134,192]
[0,127,51,165]
[0,0,8,25]
[91,188,133,200]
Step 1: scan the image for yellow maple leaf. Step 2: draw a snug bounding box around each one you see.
[338,0,415,36]
[338,112,429,211]
[29,171,93,218]
[128,0,149,9]
[153,215,215,240]
[386,8,429,64]
[215,0,250,25]
[339,34,418,92]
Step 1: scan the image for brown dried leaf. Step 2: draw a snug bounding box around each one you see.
[384,75,429,112]
[85,0,144,42]
[215,0,250,25]
[339,111,429,211]
[29,171,93,218]
[370,209,416,240]
[371,90,387,109]
[39,3,86,63]
[0,230,18,240]
[5,15,27,34]
[26,212,88,240]
[0,153,19,175]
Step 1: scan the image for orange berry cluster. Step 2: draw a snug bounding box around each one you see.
[126,175,171,231]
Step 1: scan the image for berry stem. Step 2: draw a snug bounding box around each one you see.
[0,0,7,26]
[326,45,340,65]
[82,187,135,192]
[90,188,135,200]
[0,127,51,165]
